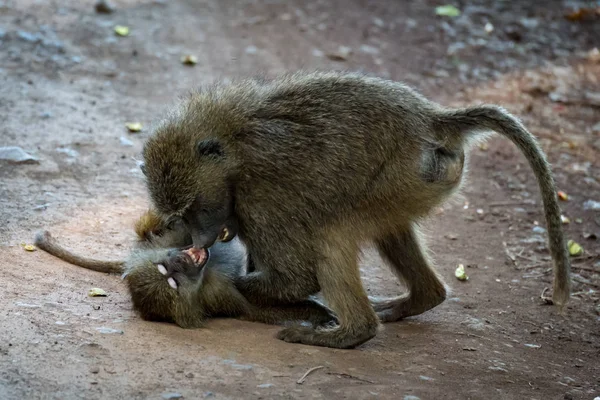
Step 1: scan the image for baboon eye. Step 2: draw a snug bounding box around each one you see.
[196,139,224,159]
[139,162,147,175]
[165,216,181,230]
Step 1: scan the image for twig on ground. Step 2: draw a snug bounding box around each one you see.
[573,266,600,273]
[572,254,600,263]
[456,332,485,339]
[489,201,536,207]
[326,372,375,384]
[296,366,325,384]
[503,241,518,268]
[540,287,553,305]
[573,276,600,288]
[514,253,540,263]
[518,263,548,271]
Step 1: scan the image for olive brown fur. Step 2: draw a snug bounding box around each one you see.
[141,70,571,349]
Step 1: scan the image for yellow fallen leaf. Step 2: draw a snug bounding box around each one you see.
[114,25,130,36]
[435,5,461,17]
[125,122,143,132]
[455,264,468,281]
[567,240,583,256]
[181,55,198,65]
[557,191,568,201]
[88,288,108,297]
[560,215,570,224]
[23,244,36,252]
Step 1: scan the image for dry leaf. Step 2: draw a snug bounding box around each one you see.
[567,240,583,256]
[23,244,36,252]
[455,264,468,281]
[435,5,461,17]
[88,288,108,297]
[114,25,130,36]
[125,122,143,133]
[557,191,568,201]
[181,55,198,65]
[327,46,352,61]
[560,215,570,224]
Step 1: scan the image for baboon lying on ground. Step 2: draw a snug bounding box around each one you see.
[35,210,336,328]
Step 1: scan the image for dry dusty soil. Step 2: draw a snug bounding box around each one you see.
[1,1,600,399]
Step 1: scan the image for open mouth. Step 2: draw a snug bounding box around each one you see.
[183,247,208,266]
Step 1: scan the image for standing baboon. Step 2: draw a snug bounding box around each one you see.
[140,71,570,349]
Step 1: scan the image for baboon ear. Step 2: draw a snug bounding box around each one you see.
[196,139,224,159]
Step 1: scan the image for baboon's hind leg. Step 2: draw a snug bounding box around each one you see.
[371,224,447,322]
[276,241,379,349]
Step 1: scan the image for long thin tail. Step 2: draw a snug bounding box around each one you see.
[435,105,571,308]
[34,230,124,274]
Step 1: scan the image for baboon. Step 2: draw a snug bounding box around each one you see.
[141,70,571,349]
[34,210,336,328]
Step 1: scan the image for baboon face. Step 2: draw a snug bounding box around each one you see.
[124,249,209,328]
[141,122,237,249]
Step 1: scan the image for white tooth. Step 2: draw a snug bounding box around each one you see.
[167,277,178,290]
[157,264,168,275]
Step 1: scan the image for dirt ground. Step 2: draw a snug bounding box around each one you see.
[1,1,599,399]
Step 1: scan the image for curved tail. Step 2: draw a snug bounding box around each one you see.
[34,230,124,274]
[435,105,571,308]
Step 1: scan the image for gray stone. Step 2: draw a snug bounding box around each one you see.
[0,146,39,164]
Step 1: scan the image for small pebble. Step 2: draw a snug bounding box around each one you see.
[161,393,183,399]
[119,136,133,147]
[532,226,546,234]
[583,200,600,210]
[90,366,100,374]
[56,147,79,158]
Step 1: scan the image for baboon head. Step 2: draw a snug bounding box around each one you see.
[141,107,239,250]
[123,249,210,328]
